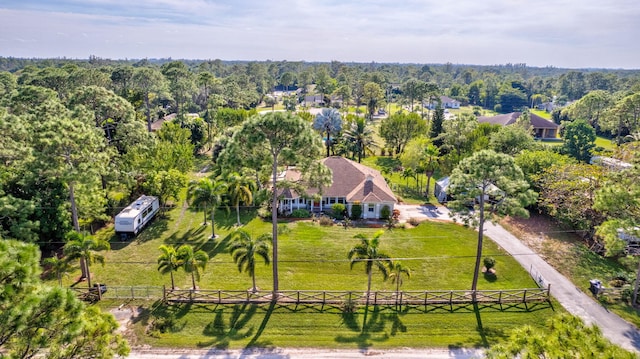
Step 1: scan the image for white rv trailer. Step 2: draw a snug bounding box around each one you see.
[114,195,159,239]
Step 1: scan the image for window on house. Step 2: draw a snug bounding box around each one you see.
[368,206,374,212]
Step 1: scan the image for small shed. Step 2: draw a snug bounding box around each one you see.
[434,177,450,203]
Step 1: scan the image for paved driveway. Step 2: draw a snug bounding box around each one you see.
[396,204,640,353]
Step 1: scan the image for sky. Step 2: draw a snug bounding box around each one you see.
[1,0,639,69]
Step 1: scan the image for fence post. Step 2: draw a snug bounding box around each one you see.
[498,290,502,304]
[130,286,134,300]
[523,289,527,303]
[547,284,551,301]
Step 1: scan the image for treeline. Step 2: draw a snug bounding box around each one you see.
[1,57,639,254]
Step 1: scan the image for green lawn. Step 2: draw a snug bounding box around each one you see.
[118,299,555,349]
[84,213,533,292]
[530,109,552,120]
[64,190,561,349]
[595,136,616,151]
[56,151,567,350]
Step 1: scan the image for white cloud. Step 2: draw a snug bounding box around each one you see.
[1,1,639,68]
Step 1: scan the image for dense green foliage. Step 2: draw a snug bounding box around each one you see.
[0,239,129,358]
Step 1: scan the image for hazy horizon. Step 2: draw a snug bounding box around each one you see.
[2,0,639,70]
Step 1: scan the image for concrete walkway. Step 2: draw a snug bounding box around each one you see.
[398,204,640,353]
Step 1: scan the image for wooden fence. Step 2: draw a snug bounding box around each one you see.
[71,285,551,307]
[163,286,551,307]
[71,285,164,302]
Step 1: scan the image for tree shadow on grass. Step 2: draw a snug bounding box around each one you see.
[163,227,208,247]
[197,303,258,349]
[335,305,405,350]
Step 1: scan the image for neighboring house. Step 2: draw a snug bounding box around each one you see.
[477,112,559,139]
[150,113,199,131]
[304,94,324,106]
[536,101,554,112]
[277,156,397,219]
[440,96,461,109]
[590,156,633,171]
[426,96,461,110]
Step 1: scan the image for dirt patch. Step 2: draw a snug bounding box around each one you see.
[500,212,584,269]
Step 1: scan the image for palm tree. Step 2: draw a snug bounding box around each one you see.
[229,229,271,292]
[224,172,255,226]
[387,261,411,305]
[176,244,209,290]
[422,143,440,196]
[157,244,181,290]
[188,177,226,239]
[313,108,343,157]
[63,231,110,288]
[344,117,376,163]
[348,230,391,306]
[43,255,72,286]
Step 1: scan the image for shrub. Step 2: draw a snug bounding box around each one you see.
[148,314,177,337]
[483,257,496,270]
[318,215,334,226]
[350,203,362,220]
[609,279,626,288]
[277,223,291,235]
[380,205,391,220]
[290,209,310,218]
[407,217,421,227]
[332,203,346,219]
[257,204,271,219]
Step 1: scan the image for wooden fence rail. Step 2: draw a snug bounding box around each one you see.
[71,285,164,302]
[71,285,551,307]
[163,286,551,306]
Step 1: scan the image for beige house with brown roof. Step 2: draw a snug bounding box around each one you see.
[477,112,559,139]
[277,156,397,219]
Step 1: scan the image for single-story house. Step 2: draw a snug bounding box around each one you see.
[276,156,397,219]
[426,96,461,110]
[304,94,324,106]
[477,112,559,139]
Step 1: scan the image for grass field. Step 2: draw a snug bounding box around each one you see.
[84,212,535,292]
[117,298,555,349]
[59,174,563,349]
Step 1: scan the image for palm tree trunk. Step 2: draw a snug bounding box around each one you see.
[326,130,331,157]
[210,208,216,238]
[170,271,175,290]
[203,204,207,225]
[425,172,433,196]
[366,270,372,307]
[191,273,196,290]
[86,260,92,288]
[252,273,257,293]
[236,204,241,226]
